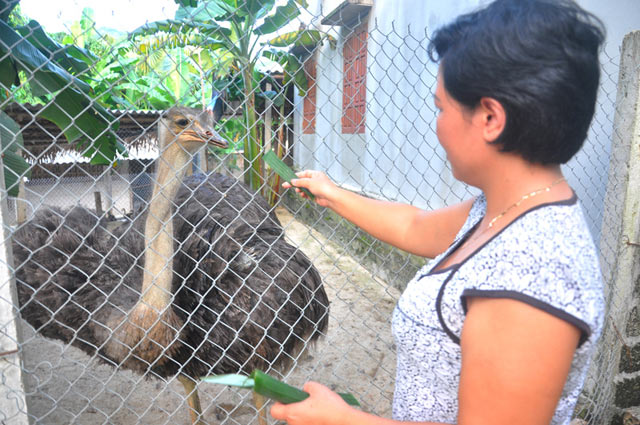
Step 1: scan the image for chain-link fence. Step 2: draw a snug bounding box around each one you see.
[0,1,638,424]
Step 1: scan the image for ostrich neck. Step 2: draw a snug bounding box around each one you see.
[140,146,191,309]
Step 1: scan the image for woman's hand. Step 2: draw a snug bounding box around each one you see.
[270,381,352,425]
[282,170,337,208]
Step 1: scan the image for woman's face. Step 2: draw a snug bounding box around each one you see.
[433,72,486,182]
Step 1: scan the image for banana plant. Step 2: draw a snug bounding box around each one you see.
[0,0,125,177]
[122,31,225,109]
[131,0,334,194]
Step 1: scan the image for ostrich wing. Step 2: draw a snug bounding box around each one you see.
[12,206,145,355]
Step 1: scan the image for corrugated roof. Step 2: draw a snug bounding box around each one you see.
[4,103,162,164]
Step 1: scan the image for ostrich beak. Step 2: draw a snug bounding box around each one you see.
[203,127,229,149]
[183,126,229,150]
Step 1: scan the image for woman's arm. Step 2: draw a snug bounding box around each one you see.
[285,170,474,258]
[458,297,581,425]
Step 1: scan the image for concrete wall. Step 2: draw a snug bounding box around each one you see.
[599,30,640,424]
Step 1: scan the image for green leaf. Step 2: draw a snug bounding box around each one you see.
[0,20,91,96]
[292,64,308,95]
[0,0,19,22]
[263,50,307,95]
[258,89,284,108]
[0,111,29,196]
[16,21,92,75]
[251,0,277,21]
[254,0,301,36]
[175,1,233,22]
[130,19,195,38]
[39,86,123,165]
[109,95,137,110]
[0,110,23,152]
[3,150,30,197]
[201,373,255,388]
[265,29,327,47]
[251,369,310,405]
[262,49,289,65]
[228,0,275,19]
[0,54,19,88]
[129,19,232,47]
[63,44,99,68]
[202,370,359,407]
[263,150,314,200]
[174,0,198,7]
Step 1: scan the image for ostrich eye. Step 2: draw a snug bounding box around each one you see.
[176,118,189,127]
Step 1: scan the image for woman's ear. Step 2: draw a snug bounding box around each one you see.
[478,97,506,142]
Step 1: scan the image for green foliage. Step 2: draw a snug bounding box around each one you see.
[131,0,332,198]
[0,6,124,182]
[0,110,29,196]
[0,0,334,201]
[7,3,27,27]
[0,0,19,22]
[215,117,245,152]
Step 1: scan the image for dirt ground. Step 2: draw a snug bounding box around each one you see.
[18,206,402,425]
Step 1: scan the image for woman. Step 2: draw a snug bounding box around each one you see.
[271,0,605,424]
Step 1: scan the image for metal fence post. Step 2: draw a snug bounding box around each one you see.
[0,134,29,424]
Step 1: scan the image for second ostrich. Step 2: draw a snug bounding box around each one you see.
[12,106,330,424]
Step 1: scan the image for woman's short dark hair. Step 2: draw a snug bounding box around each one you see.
[428,0,605,165]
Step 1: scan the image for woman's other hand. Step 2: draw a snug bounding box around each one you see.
[270,381,351,425]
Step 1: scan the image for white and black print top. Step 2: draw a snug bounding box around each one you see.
[391,193,604,424]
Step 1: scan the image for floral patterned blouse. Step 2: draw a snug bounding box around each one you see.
[391,193,604,424]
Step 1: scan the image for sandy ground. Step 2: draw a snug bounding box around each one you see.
[18,206,402,425]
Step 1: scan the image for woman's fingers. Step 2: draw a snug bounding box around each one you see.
[280,170,335,207]
[269,381,347,424]
[270,402,287,420]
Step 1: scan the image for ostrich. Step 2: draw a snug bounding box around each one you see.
[12,106,330,424]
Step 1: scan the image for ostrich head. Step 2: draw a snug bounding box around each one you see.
[157,106,229,154]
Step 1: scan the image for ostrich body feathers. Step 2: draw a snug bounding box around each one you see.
[12,172,330,381]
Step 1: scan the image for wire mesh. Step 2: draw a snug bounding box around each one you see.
[0,1,637,425]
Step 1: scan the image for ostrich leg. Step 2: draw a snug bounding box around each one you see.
[178,374,205,425]
[253,390,268,425]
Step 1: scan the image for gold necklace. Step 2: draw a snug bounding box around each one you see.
[486,177,566,230]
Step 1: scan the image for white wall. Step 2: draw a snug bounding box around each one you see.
[293,0,640,239]
[295,0,486,209]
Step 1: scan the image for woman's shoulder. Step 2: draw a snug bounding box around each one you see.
[510,195,596,256]
[462,196,604,337]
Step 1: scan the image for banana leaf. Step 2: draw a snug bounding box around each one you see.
[254,0,301,36]
[0,52,19,88]
[0,110,30,196]
[174,0,198,7]
[39,87,124,165]
[0,19,125,164]
[0,20,91,97]
[0,0,19,22]
[3,150,29,196]
[174,1,233,21]
[130,21,232,58]
[0,110,22,153]
[17,21,93,75]
[266,29,332,48]
[263,50,307,95]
